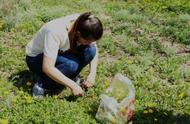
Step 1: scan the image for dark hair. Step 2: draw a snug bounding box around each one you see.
[68,12,103,50]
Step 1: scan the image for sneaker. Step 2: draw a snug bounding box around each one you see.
[32,82,45,97]
[73,76,84,86]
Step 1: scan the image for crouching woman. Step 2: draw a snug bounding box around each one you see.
[25,12,103,97]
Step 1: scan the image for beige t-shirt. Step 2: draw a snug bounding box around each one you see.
[26,13,80,60]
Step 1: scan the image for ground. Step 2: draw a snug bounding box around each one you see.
[0,0,190,123]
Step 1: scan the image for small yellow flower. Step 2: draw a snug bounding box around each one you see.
[18,90,24,95]
[178,92,185,99]
[147,102,156,108]
[0,20,4,30]
[127,60,133,64]
[1,119,8,124]
[154,118,158,121]
[111,117,116,124]
[177,100,181,105]
[164,112,168,115]
[3,91,9,95]
[119,107,126,113]
[26,82,32,86]
[143,110,148,114]
[12,98,17,103]
[104,81,110,87]
[53,96,58,99]
[148,109,153,113]
[25,96,33,103]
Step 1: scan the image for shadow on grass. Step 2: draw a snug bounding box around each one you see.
[133,107,190,124]
[9,70,78,100]
[64,95,78,101]
[9,70,38,94]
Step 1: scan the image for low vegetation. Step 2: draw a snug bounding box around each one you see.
[0,0,190,123]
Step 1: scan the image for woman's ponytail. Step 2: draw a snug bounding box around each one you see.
[69,12,92,50]
[68,12,103,53]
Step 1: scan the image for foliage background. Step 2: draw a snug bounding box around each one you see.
[0,0,190,123]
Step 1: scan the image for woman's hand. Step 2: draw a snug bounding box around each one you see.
[70,84,84,96]
[83,75,95,88]
[83,44,98,89]
[43,55,84,96]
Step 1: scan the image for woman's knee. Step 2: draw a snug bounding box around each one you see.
[26,54,44,75]
[83,45,96,63]
[56,57,80,77]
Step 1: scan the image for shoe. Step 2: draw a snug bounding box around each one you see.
[32,82,45,97]
[73,76,84,86]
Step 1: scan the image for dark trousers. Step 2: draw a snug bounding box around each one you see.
[26,45,96,90]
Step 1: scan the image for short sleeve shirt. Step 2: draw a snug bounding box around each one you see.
[26,13,80,60]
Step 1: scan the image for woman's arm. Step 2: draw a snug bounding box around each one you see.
[42,55,84,96]
[89,45,98,81]
[83,45,98,88]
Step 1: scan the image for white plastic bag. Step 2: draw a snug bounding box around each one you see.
[96,73,135,124]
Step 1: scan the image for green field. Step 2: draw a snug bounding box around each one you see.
[0,0,190,123]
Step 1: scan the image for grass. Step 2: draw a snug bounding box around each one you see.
[0,0,190,123]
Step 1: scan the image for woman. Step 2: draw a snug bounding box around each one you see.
[26,12,103,97]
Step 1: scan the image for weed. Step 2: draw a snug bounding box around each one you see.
[0,0,190,123]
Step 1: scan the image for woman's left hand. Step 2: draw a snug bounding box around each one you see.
[83,75,95,88]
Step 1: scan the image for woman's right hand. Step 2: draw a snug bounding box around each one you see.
[42,55,84,96]
[70,84,84,96]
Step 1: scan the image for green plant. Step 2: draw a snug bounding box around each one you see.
[0,0,190,123]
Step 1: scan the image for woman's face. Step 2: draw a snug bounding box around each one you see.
[78,36,93,45]
[77,32,94,45]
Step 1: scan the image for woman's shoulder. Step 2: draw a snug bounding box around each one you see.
[47,13,80,25]
[42,13,80,33]
[62,13,80,21]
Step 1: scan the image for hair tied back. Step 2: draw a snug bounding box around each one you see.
[88,15,94,19]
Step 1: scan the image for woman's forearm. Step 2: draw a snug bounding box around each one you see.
[89,46,98,79]
[42,55,77,90]
[44,66,76,89]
